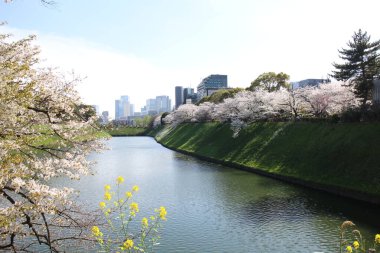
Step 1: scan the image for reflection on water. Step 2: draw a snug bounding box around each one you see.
[52,137,379,253]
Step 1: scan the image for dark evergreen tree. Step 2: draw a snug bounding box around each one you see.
[331,29,380,107]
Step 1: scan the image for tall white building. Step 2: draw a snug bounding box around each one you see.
[143,96,172,115]
[115,95,134,120]
[156,95,171,113]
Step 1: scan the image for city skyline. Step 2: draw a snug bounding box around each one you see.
[1,0,380,118]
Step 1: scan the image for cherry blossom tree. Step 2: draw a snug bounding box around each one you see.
[167,104,198,126]
[194,102,214,122]
[0,32,103,252]
[299,82,359,117]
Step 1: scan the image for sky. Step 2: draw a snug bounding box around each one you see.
[1,0,380,118]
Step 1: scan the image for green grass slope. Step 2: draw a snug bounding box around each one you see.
[105,127,147,136]
[155,122,380,202]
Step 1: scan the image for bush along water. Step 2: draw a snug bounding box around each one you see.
[91,177,167,252]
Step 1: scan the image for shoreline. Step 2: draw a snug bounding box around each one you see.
[150,122,380,205]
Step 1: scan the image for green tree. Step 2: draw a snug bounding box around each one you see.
[197,88,244,104]
[248,72,290,92]
[331,29,380,107]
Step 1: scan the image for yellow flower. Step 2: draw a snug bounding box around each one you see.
[132,185,139,192]
[130,202,139,213]
[104,192,112,201]
[376,234,380,244]
[130,211,136,217]
[99,202,106,209]
[142,217,148,227]
[346,245,352,253]
[123,239,134,250]
[125,191,132,198]
[116,176,124,184]
[104,184,111,192]
[91,226,102,237]
[353,241,359,249]
[159,206,167,221]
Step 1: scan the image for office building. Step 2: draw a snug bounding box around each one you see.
[183,88,197,104]
[115,100,121,120]
[115,95,134,120]
[175,86,184,109]
[143,96,172,115]
[197,74,228,100]
[291,79,330,89]
[101,111,109,124]
[156,95,172,113]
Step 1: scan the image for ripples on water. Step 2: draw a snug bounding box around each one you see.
[48,137,379,253]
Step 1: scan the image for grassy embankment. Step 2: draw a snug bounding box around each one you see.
[152,122,380,204]
[29,125,110,147]
[105,127,148,136]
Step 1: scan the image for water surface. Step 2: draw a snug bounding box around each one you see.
[61,137,380,252]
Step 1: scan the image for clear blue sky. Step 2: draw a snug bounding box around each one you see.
[1,0,380,117]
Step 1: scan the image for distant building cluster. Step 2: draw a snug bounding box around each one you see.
[92,74,380,125]
[141,95,171,116]
[175,86,197,109]
[175,74,229,109]
[115,95,134,120]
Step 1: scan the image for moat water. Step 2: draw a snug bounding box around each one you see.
[55,137,380,252]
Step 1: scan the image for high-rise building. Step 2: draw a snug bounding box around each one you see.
[156,95,171,113]
[146,99,157,115]
[115,95,134,120]
[130,104,135,116]
[115,100,121,120]
[197,74,228,100]
[183,88,197,104]
[175,86,184,109]
[120,96,130,119]
[101,111,109,124]
[91,105,100,115]
[144,96,172,115]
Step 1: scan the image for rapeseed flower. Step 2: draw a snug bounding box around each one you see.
[346,245,352,253]
[353,241,359,249]
[375,234,380,244]
[159,206,167,221]
[116,176,124,184]
[125,191,132,198]
[123,239,134,250]
[142,217,148,228]
[104,192,112,201]
[92,226,102,237]
[99,202,106,209]
[130,202,139,213]
[132,185,139,192]
[104,184,111,192]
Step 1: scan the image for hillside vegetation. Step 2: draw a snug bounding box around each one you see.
[153,122,380,203]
